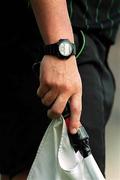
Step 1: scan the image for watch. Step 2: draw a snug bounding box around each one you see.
[43,39,76,59]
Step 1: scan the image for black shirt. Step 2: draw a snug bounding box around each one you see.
[67,0,120,43]
[0,0,120,44]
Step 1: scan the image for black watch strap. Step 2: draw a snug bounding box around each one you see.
[44,43,57,55]
[43,39,76,59]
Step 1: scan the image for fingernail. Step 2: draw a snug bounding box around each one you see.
[70,128,78,134]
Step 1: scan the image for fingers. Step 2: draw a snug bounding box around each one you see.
[38,84,82,135]
[47,94,68,119]
[69,93,82,134]
[37,85,50,98]
[37,83,69,118]
[41,88,58,106]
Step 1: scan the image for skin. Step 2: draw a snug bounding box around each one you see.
[31,0,82,134]
[1,0,82,179]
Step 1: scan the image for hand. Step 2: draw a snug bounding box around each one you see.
[37,55,82,134]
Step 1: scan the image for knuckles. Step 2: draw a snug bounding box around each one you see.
[43,80,73,92]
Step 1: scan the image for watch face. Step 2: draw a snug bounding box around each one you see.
[59,40,73,57]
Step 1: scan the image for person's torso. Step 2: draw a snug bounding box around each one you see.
[67,0,120,42]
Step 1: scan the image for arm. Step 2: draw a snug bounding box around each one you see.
[30,0,74,44]
[31,0,82,134]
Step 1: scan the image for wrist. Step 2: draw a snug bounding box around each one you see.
[43,39,76,60]
[43,30,86,60]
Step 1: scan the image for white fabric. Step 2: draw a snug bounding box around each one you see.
[27,116,105,180]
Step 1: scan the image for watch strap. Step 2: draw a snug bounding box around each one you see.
[44,43,58,55]
[44,39,76,59]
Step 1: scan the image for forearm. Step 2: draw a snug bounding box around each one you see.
[31,0,82,134]
[30,0,74,44]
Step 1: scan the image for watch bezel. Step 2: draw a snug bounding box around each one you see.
[57,39,76,59]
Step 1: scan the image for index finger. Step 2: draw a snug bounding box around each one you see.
[69,93,82,134]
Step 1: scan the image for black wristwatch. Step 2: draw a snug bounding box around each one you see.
[43,39,76,60]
